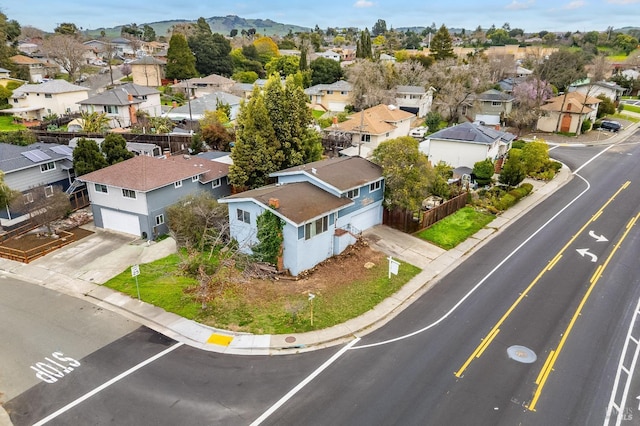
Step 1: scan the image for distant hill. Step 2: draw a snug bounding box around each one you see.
[85,15,311,39]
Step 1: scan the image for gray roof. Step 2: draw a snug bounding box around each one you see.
[475,89,514,102]
[271,156,382,192]
[131,56,166,65]
[396,85,426,94]
[78,83,159,106]
[169,92,241,116]
[13,79,88,95]
[304,80,352,95]
[0,142,73,174]
[197,151,230,160]
[428,122,516,145]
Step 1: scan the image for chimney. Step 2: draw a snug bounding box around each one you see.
[494,124,500,131]
[163,148,170,157]
[269,198,280,209]
[332,116,338,126]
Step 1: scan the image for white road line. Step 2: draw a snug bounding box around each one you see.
[33,342,184,426]
[573,144,615,175]
[603,296,640,426]
[352,171,592,350]
[250,337,360,426]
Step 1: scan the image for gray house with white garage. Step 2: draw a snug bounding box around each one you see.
[220,156,384,276]
[78,154,231,238]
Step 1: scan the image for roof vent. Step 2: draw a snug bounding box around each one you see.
[311,167,317,174]
[388,104,396,110]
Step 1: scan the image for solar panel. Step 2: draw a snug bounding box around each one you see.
[50,145,73,156]
[21,149,52,162]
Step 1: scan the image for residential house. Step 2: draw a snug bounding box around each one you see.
[536,92,601,133]
[461,89,514,125]
[171,74,236,98]
[0,142,75,227]
[304,80,353,112]
[379,53,396,64]
[68,137,162,157]
[130,56,166,87]
[77,154,231,238]
[2,80,88,120]
[421,122,515,169]
[395,85,434,118]
[230,78,272,99]
[140,41,169,57]
[164,91,242,122]
[110,37,135,56]
[568,80,626,103]
[0,67,26,87]
[330,104,415,158]
[10,54,45,82]
[77,83,161,129]
[314,51,341,61]
[219,156,384,276]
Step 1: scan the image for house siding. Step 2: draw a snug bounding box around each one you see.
[3,163,72,192]
[427,139,494,169]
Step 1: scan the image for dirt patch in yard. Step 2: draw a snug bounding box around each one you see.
[0,227,94,251]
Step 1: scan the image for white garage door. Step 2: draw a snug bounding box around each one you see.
[350,206,382,232]
[101,208,141,236]
[328,102,347,112]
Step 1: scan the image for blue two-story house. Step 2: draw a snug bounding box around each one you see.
[220,157,384,276]
[78,154,231,239]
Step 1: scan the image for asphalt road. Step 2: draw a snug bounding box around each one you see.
[5,133,640,425]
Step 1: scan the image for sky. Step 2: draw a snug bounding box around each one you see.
[4,0,640,35]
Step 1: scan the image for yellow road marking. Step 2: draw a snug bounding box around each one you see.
[207,333,234,346]
[547,254,562,271]
[528,212,640,411]
[535,350,555,385]
[454,181,630,379]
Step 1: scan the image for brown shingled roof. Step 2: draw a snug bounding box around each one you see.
[224,182,352,224]
[332,104,414,136]
[78,155,212,191]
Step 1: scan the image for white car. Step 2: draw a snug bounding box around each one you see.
[409,127,428,138]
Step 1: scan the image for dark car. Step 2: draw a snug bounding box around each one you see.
[600,120,622,132]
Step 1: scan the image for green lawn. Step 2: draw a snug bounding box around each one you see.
[0,115,25,131]
[103,251,421,334]
[415,206,495,250]
[312,109,325,119]
[622,104,640,114]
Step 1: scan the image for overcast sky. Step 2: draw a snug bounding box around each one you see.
[5,0,640,34]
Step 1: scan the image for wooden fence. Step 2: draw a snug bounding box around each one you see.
[0,230,76,263]
[383,192,469,234]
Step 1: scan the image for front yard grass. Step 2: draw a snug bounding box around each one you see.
[415,206,495,250]
[102,249,421,334]
[0,115,25,131]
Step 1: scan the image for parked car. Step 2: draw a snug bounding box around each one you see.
[600,120,622,132]
[409,126,428,138]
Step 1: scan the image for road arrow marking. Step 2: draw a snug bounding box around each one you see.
[589,230,608,242]
[637,395,640,410]
[576,248,598,262]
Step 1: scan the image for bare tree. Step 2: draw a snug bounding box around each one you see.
[346,59,396,110]
[486,54,517,83]
[393,59,430,86]
[426,57,492,125]
[590,54,612,82]
[10,186,71,235]
[41,34,86,82]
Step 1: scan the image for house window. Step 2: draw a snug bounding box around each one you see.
[23,193,33,204]
[327,90,334,94]
[346,188,360,199]
[492,101,502,107]
[192,175,199,182]
[155,214,165,226]
[103,105,118,114]
[44,185,54,197]
[360,134,371,143]
[45,93,52,99]
[212,178,221,188]
[341,91,347,95]
[40,162,55,172]
[226,177,230,185]
[174,180,183,188]
[305,216,329,240]
[369,181,382,192]
[122,189,136,199]
[95,183,108,193]
[236,208,250,224]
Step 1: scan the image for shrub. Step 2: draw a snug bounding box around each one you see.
[519,182,533,194]
[581,119,592,134]
[511,140,526,149]
[494,193,516,211]
[550,161,562,171]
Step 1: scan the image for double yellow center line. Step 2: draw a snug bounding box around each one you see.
[454,181,632,409]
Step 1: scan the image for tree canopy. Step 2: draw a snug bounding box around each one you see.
[102,133,134,165]
[310,57,343,85]
[372,136,434,212]
[188,19,233,77]
[166,33,198,80]
[430,25,455,60]
[73,138,108,177]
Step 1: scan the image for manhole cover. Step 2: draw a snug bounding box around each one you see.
[507,345,537,363]
[285,336,296,343]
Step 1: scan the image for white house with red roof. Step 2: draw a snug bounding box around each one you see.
[78,154,231,238]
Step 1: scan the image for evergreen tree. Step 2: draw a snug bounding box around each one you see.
[102,133,134,165]
[73,138,108,176]
[188,18,233,77]
[229,87,281,190]
[430,25,455,60]
[310,57,343,85]
[166,33,198,80]
[356,28,373,59]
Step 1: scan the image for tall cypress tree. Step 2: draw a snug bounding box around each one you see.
[430,25,455,60]
[166,33,198,80]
